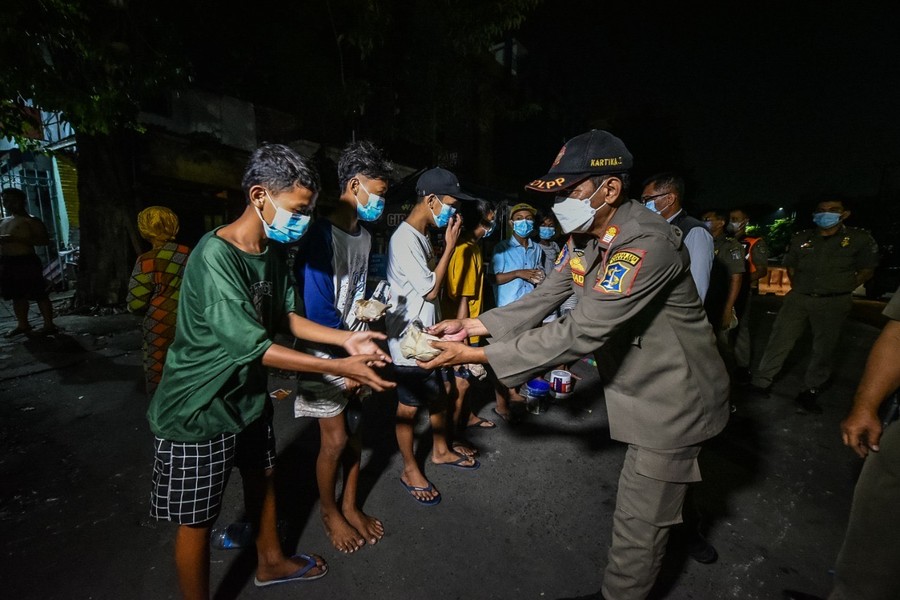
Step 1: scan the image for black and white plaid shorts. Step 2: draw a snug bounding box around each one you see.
[149,414,276,525]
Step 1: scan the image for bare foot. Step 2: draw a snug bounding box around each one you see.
[431,449,478,468]
[401,470,439,503]
[345,508,384,545]
[256,552,327,582]
[451,442,478,457]
[321,510,365,554]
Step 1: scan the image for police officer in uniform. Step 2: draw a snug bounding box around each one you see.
[728,208,769,383]
[420,130,730,600]
[702,208,746,369]
[749,199,878,413]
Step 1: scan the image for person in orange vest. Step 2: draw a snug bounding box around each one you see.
[728,207,769,383]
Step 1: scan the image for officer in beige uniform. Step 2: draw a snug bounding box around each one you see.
[421,130,730,600]
[750,199,878,414]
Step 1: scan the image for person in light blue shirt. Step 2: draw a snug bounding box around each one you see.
[491,203,544,307]
[640,173,714,302]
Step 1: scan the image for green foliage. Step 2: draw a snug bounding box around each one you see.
[747,217,795,257]
[0,0,187,143]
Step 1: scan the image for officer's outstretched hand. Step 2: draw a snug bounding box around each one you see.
[335,354,396,392]
[841,407,882,458]
[417,340,486,370]
[427,319,469,342]
[428,317,488,340]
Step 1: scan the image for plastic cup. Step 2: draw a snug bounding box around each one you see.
[550,370,573,399]
[524,379,551,414]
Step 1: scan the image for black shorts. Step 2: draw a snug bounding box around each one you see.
[392,364,445,408]
[0,254,49,301]
[149,414,276,525]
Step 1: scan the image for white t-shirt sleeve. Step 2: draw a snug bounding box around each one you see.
[390,225,436,297]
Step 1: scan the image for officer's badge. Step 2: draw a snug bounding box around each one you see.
[841,236,851,247]
[552,145,566,167]
[602,225,619,244]
[570,252,586,286]
[595,249,645,294]
[554,245,570,271]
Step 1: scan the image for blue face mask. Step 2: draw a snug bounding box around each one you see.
[642,192,673,215]
[354,180,386,222]
[258,191,311,243]
[539,226,555,240]
[812,212,842,229]
[512,219,534,238]
[431,196,457,228]
[702,220,713,230]
[483,220,496,238]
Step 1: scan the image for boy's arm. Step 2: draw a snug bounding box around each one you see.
[261,342,394,391]
[424,214,463,301]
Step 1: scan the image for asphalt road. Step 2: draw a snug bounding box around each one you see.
[0,292,890,599]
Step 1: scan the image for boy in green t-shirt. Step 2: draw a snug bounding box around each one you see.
[147,144,394,598]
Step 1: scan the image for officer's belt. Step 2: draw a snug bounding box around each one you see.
[798,291,851,298]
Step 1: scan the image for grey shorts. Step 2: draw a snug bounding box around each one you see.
[149,413,276,525]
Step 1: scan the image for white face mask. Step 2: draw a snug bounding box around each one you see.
[552,185,602,234]
[727,220,746,234]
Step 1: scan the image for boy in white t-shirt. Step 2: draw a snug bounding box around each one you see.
[386,167,479,506]
[294,141,394,552]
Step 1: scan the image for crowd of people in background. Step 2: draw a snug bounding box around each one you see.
[0,128,892,600]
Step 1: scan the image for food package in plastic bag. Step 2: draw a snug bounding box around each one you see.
[354,298,390,322]
[399,321,443,361]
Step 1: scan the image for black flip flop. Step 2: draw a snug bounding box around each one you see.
[466,417,496,429]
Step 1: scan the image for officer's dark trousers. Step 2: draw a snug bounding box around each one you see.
[602,444,701,600]
[751,291,852,390]
[733,292,755,369]
[829,421,900,600]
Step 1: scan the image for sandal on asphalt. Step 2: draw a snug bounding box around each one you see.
[437,453,480,471]
[4,326,32,338]
[492,407,520,423]
[466,416,496,429]
[400,478,441,506]
[253,553,327,587]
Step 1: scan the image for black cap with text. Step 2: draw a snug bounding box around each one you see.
[525,129,633,193]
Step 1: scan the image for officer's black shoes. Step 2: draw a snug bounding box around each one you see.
[685,533,719,564]
[782,589,825,600]
[795,388,824,414]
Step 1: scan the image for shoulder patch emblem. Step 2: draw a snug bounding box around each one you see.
[554,244,570,271]
[595,249,646,294]
[602,225,619,244]
[570,250,586,286]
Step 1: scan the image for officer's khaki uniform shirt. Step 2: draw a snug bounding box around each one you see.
[784,225,878,295]
[713,236,746,276]
[480,200,730,450]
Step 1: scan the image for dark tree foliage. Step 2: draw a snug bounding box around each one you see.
[1,0,544,305]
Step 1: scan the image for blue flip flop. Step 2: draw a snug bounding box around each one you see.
[400,478,442,506]
[437,453,481,471]
[253,553,328,587]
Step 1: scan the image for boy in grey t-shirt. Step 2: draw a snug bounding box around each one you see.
[386,168,480,506]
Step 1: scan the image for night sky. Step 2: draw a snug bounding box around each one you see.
[516,1,900,212]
